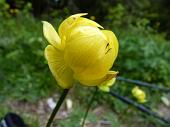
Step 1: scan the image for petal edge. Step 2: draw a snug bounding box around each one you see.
[45,45,74,88]
[42,21,61,50]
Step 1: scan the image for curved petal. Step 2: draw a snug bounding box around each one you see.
[74,17,103,29]
[42,21,61,50]
[98,71,118,92]
[77,71,118,88]
[58,13,103,38]
[45,45,74,89]
[65,26,108,80]
[102,30,119,59]
[58,13,88,38]
[72,30,118,82]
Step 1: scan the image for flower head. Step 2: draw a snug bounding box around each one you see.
[42,13,119,90]
[132,86,147,103]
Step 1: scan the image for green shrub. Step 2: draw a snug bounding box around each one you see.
[115,28,170,86]
[0,15,62,102]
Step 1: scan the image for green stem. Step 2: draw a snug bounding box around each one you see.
[109,90,170,123]
[46,89,69,127]
[117,76,170,92]
[81,87,98,127]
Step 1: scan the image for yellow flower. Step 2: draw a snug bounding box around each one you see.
[132,86,147,103]
[42,13,119,90]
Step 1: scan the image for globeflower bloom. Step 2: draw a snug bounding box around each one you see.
[42,13,119,91]
[132,86,147,103]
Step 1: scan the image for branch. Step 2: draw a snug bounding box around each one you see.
[117,76,170,92]
[108,90,170,123]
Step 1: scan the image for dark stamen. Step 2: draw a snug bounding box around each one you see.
[106,43,109,48]
[105,48,112,54]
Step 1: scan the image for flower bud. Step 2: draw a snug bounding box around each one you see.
[132,86,147,103]
[43,13,119,90]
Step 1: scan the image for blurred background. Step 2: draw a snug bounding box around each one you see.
[0,0,170,127]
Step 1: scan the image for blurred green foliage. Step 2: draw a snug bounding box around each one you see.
[0,14,60,102]
[1,0,170,38]
[117,30,170,84]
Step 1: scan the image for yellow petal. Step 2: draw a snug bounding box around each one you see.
[98,71,118,92]
[71,29,118,84]
[132,86,147,103]
[64,26,108,80]
[58,13,88,38]
[45,45,74,88]
[77,71,118,88]
[98,85,110,92]
[64,17,104,40]
[84,30,118,80]
[58,13,104,38]
[42,21,61,50]
[98,78,116,92]
[102,30,119,60]
[74,17,103,29]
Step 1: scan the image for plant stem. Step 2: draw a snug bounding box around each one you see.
[117,76,170,92]
[81,87,98,127]
[46,89,69,127]
[108,90,170,123]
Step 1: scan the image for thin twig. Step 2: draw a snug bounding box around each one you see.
[81,87,98,127]
[117,76,170,92]
[46,89,69,127]
[108,90,170,123]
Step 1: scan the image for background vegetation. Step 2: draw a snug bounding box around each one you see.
[0,0,170,127]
